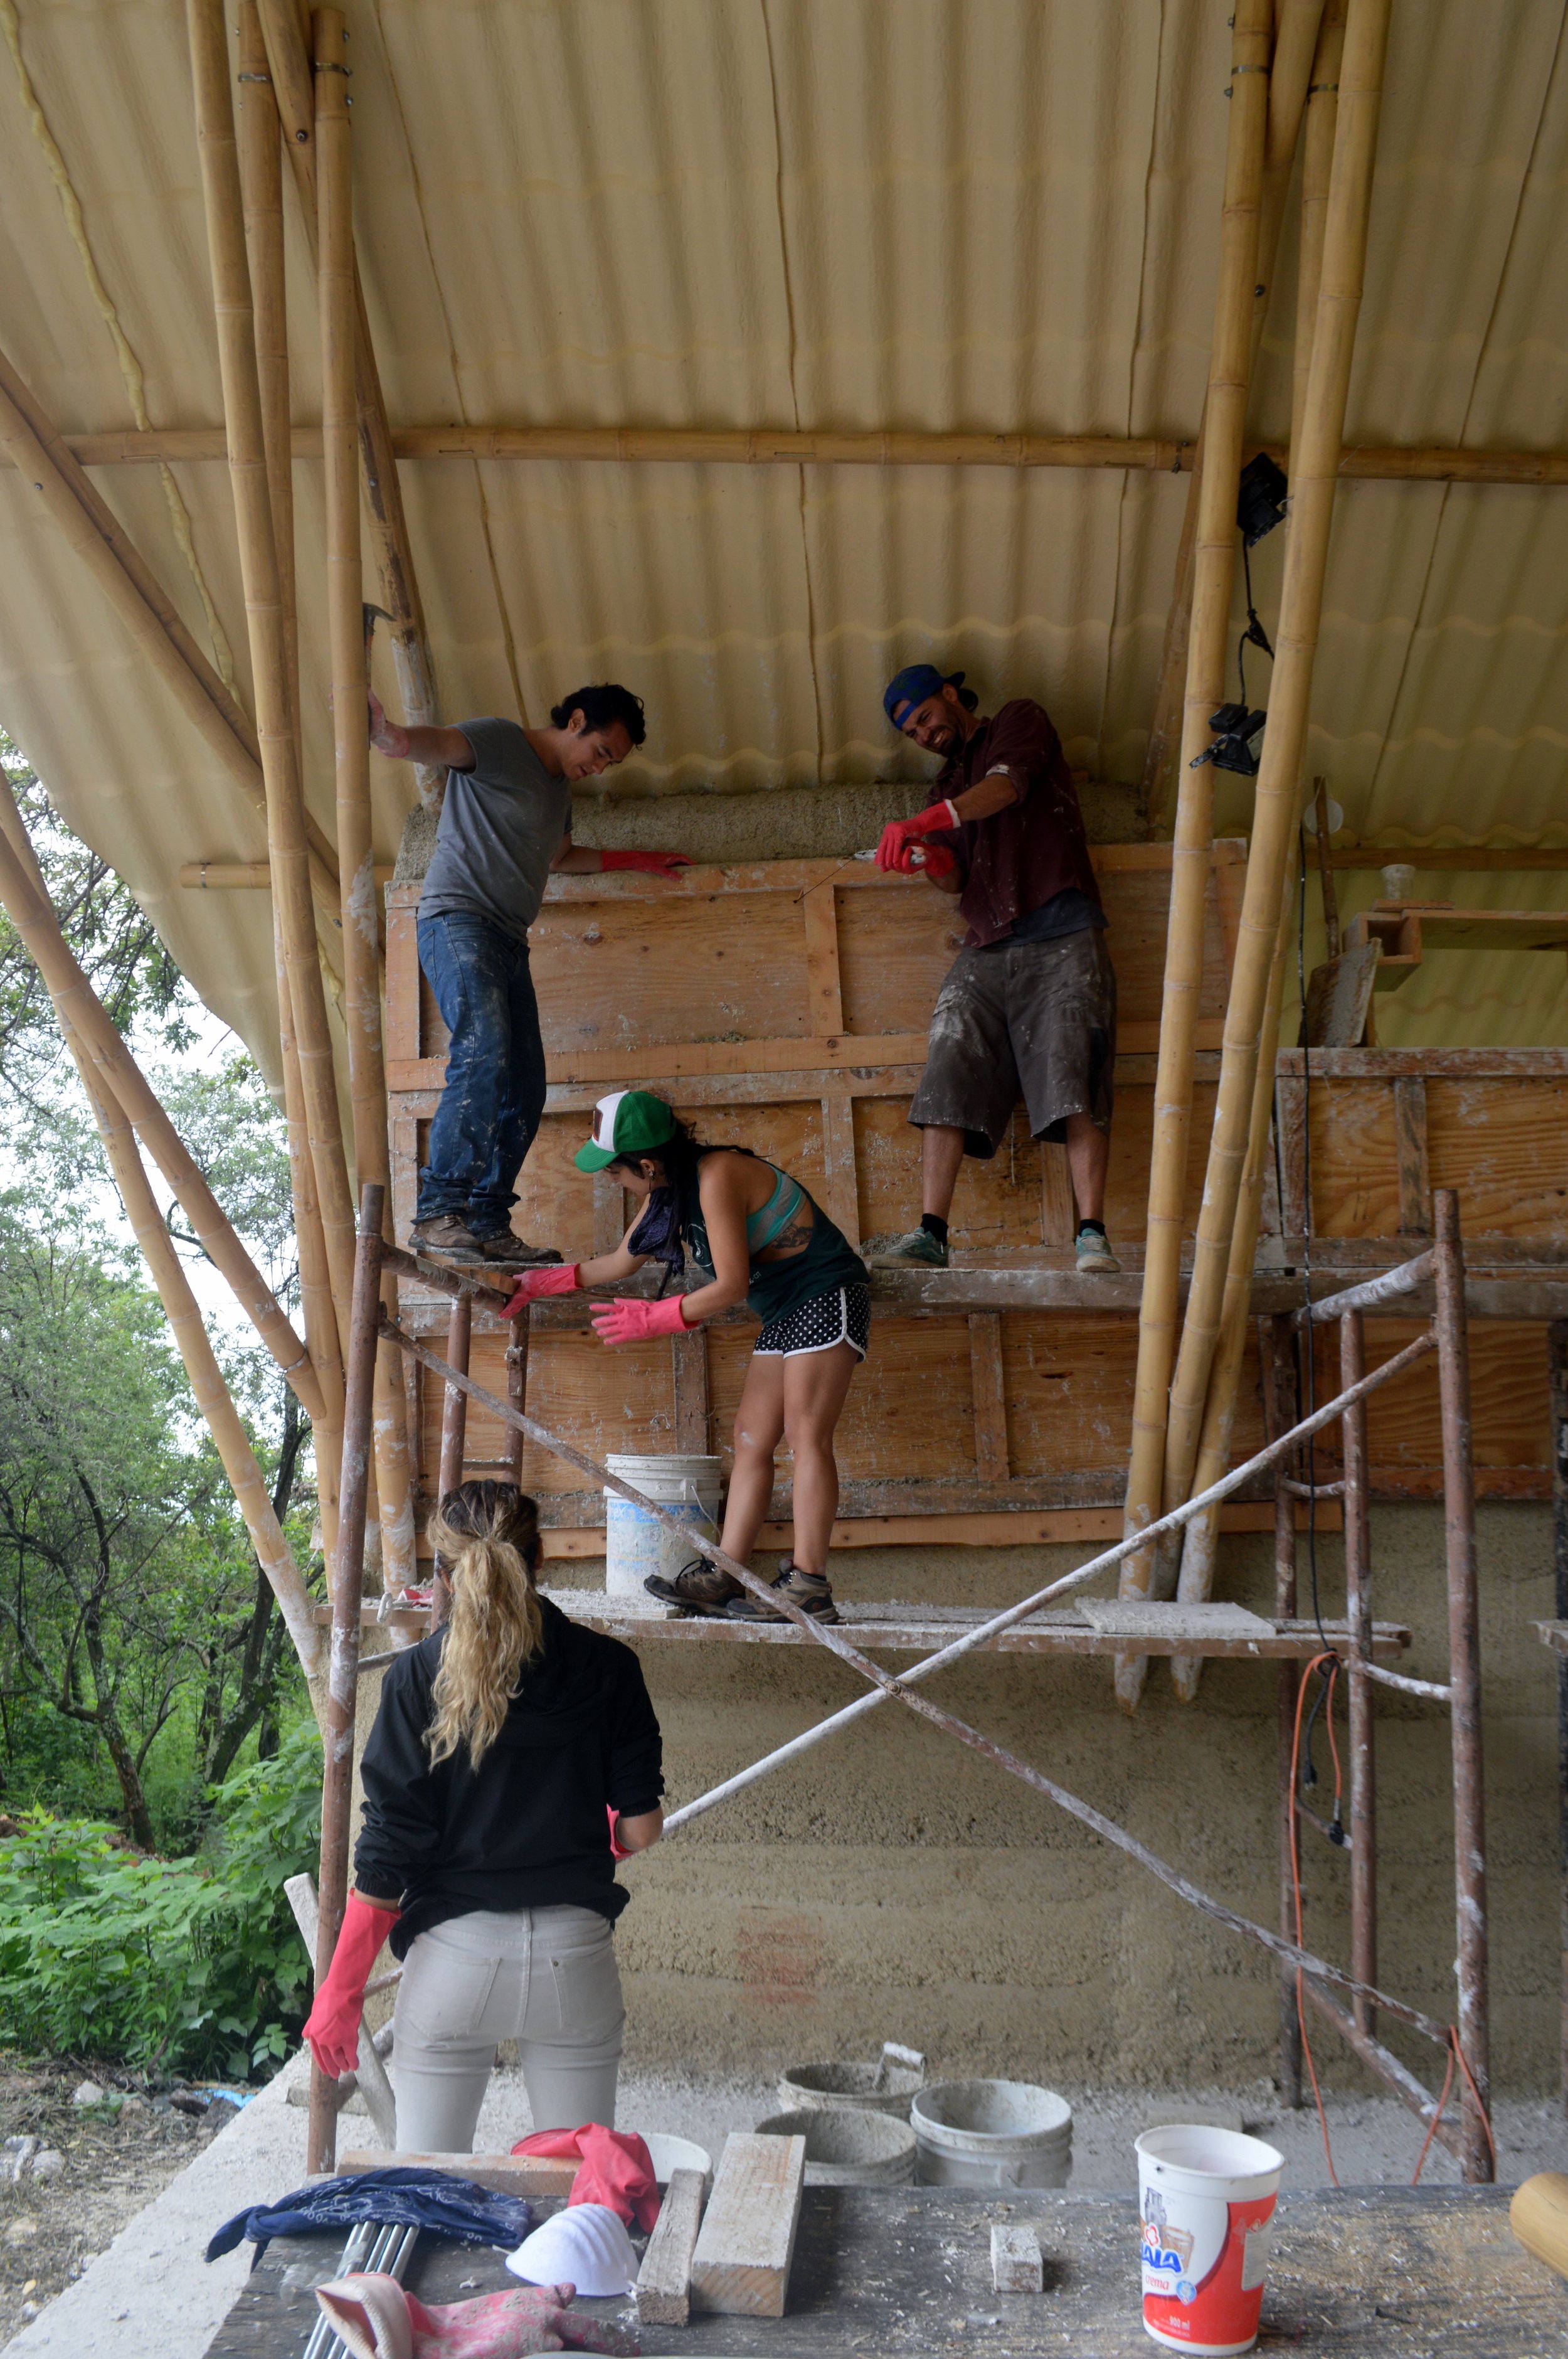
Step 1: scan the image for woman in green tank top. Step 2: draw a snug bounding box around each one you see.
[501,1089,869,1623]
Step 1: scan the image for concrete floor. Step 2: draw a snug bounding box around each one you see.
[6,2048,1564,2359]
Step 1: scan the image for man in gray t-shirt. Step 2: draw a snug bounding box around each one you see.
[369,681,689,1264]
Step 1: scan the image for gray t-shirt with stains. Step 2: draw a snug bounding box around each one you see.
[418,717,571,944]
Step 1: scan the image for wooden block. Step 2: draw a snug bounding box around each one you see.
[991,2222,1043,2293]
[689,2133,805,2318]
[336,2148,580,2198]
[1394,1075,1431,1235]
[637,2166,706,2326]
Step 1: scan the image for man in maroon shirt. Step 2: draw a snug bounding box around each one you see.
[866,666,1119,1274]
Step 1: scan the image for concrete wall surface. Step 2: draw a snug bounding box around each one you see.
[576,1506,1558,2096]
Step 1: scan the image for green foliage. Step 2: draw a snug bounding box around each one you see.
[0,1725,321,2077]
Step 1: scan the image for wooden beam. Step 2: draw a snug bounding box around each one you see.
[637,2168,706,2328]
[690,2134,805,2319]
[58,421,1568,487]
[1394,1077,1432,1236]
[672,1326,710,1453]
[968,1313,1009,1484]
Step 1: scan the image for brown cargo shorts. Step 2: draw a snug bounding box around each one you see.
[908,925,1117,1159]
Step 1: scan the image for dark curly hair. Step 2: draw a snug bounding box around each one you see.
[549,682,647,745]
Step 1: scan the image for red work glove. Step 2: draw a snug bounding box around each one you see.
[302,1893,398,2080]
[512,2127,662,2235]
[590,1294,691,1348]
[607,1804,632,1861]
[600,848,691,874]
[873,800,960,873]
[502,1264,581,1318]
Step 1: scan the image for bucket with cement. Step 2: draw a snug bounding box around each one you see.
[604,1453,723,1597]
[779,2043,926,2120]
[911,2079,1073,2189]
[756,2107,916,2186]
[1136,2124,1283,2354]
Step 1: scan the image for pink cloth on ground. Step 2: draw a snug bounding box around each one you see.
[314,2274,640,2359]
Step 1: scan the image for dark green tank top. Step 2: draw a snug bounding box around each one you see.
[684,1155,868,1326]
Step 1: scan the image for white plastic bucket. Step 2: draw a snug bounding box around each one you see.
[911,2079,1073,2189]
[755,2107,916,2186]
[642,2131,712,2194]
[1136,2124,1283,2355]
[604,1453,723,1597]
[778,2050,926,2120]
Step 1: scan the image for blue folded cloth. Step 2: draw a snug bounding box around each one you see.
[206,2165,532,2266]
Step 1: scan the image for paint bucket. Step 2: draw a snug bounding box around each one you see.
[1135,2124,1283,2355]
[911,2080,1073,2189]
[755,2107,917,2186]
[778,2046,926,2119]
[604,1453,723,1597]
[642,2131,712,2195]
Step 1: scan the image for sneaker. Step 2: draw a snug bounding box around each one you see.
[725,1560,840,1624]
[1074,1227,1121,1275]
[644,1559,743,1617]
[409,1215,492,1264]
[866,1227,949,1270]
[472,1230,564,1266]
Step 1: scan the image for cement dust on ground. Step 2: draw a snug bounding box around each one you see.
[0,2060,240,2343]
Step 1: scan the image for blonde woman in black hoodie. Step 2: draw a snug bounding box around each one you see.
[303,1481,663,2151]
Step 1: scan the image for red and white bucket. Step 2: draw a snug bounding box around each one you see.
[1135,2124,1283,2354]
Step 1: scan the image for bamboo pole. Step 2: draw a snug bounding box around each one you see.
[61,422,1568,488]
[315,3,416,1592]
[185,0,358,1339]
[0,804,324,1423]
[253,0,444,812]
[1155,0,1394,1574]
[1290,3,1348,464]
[1118,0,1273,1654]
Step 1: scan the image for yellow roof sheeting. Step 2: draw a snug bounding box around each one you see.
[0,0,1565,1063]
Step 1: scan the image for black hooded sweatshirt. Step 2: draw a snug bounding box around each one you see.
[353,1597,664,1958]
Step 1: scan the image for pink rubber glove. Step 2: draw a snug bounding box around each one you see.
[607,1804,632,1861]
[600,848,691,874]
[590,1294,691,1348]
[502,1264,580,1319]
[874,800,960,873]
[302,1893,398,2080]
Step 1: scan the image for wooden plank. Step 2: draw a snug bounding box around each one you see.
[1276,1046,1568,1078]
[800,882,845,1035]
[990,2222,1043,2294]
[638,2166,707,2328]
[1040,1141,1076,1247]
[673,1325,711,1452]
[968,1313,1010,1482]
[593,1171,626,1255]
[336,2147,578,2198]
[1275,1073,1309,1238]
[383,898,420,1063]
[820,1092,861,1243]
[1417,908,1568,954]
[690,2133,806,2318]
[1394,1076,1431,1235]
[526,1501,1345,1557]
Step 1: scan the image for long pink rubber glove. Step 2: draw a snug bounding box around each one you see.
[873,799,960,872]
[302,1893,398,2080]
[502,1264,580,1319]
[590,1295,691,1348]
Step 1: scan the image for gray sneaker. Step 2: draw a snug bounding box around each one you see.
[1074,1228,1121,1275]
[866,1227,949,1270]
[409,1214,491,1265]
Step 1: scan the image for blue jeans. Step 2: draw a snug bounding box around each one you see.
[416,912,547,1234]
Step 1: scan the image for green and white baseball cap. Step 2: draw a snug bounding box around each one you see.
[573,1089,679,1173]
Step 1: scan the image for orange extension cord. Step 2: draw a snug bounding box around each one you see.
[1285,1651,1496,2188]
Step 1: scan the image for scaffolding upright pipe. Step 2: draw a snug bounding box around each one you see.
[505,1327,531,1486]
[1433,1188,1491,2181]
[430,1292,472,1634]
[307,1183,382,2176]
[1269,1315,1305,2107]
[1550,1319,1568,2120]
[1340,1307,1377,2035]
[1121,0,1273,1648]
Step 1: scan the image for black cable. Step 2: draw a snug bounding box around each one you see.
[1237,540,1276,710]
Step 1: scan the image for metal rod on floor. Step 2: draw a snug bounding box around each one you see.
[1434,1188,1492,2182]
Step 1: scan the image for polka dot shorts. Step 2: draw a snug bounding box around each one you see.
[754,1282,871,1360]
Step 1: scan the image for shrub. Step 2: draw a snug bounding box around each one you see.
[0,1723,321,2078]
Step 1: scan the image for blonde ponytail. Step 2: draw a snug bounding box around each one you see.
[425,1481,544,1771]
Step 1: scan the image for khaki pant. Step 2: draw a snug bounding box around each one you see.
[391,1904,624,2153]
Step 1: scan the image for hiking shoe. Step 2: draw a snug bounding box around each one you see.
[644,1558,743,1617]
[409,1215,492,1265]
[866,1228,948,1270]
[473,1230,564,1266]
[725,1560,840,1624]
[1074,1228,1122,1275]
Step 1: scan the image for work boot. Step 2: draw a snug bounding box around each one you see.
[409,1214,491,1265]
[472,1230,564,1266]
[866,1227,948,1270]
[1074,1227,1121,1275]
[644,1558,743,1617]
[725,1560,840,1624]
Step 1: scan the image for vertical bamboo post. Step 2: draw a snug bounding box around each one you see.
[1433,1190,1491,2183]
[314,4,416,1591]
[1153,0,1392,1559]
[1269,1317,1304,2107]
[1120,0,1273,1657]
[1291,4,1348,466]
[1340,1308,1377,2035]
[186,0,358,1337]
[275,917,344,1558]
[1549,1319,1568,2120]
[307,1182,382,2176]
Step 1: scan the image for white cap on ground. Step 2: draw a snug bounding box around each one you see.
[506,2201,638,2298]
